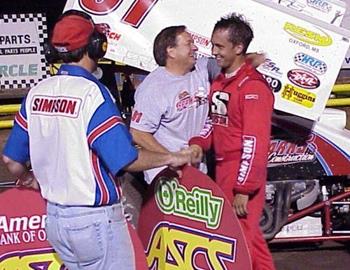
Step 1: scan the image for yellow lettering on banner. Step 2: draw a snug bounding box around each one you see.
[147,224,235,269]
[0,251,63,269]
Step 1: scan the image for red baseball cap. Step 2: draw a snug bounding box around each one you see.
[51,14,95,53]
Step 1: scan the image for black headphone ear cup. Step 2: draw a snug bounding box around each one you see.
[87,30,107,59]
[44,42,59,63]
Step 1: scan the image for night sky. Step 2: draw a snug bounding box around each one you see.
[1,0,67,32]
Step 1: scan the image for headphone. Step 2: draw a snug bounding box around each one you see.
[45,10,107,63]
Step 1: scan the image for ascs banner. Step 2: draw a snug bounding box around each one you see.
[0,14,50,91]
[138,166,252,270]
[64,0,350,121]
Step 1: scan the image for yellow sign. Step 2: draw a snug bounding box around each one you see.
[281,84,316,108]
[284,22,332,47]
[146,222,236,269]
[0,249,64,269]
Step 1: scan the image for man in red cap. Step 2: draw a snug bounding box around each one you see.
[2,9,191,270]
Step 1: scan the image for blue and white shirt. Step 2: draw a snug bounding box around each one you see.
[4,65,137,206]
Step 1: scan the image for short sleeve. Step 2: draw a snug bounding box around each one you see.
[130,80,165,133]
[3,97,30,164]
[87,89,137,176]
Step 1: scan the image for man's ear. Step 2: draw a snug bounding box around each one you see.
[166,46,176,59]
[234,43,244,55]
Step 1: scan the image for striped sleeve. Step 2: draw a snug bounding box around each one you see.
[3,97,30,164]
[87,89,137,176]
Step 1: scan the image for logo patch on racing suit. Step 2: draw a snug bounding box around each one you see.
[237,135,256,185]
[245,94,259,100]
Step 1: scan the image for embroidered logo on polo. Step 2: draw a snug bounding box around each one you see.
[176,88,208,111]
[31,95,82,118]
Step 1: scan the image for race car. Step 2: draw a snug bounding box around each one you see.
[262,107,350,242]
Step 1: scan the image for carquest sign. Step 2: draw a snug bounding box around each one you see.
[0,14,50,90]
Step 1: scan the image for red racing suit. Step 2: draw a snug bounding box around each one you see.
[190,61,275,270]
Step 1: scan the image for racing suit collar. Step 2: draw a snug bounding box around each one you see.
[218,60,255,83]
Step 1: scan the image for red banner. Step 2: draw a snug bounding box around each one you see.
[0,188,147,269]
[138,166,252,269]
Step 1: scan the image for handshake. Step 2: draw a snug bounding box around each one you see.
[166,144,203,169]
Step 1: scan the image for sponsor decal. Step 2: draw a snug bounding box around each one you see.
[277,0,307,12]
[344,56,350,65]
[268,135,317,166]
[287,69,320,89]
[155,177,224,229]
[262,74,282,93]
[294,52,327,75]
[281,84,316,108]
[187,30,211,50]
[211,91,229,127]
[284,22,332,47]
[95,23,122,42]
[31,95,82,118]
[237,136,256,185]
[259,59,283,78]
[307,0,332,13]
[146,222,236,269]
[0,248,65,269]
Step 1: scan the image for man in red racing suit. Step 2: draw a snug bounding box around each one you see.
[190,13,275,270]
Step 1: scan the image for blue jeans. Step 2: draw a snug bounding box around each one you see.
[46,202,135,270]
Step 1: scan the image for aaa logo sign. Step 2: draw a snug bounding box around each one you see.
[155,177,224,229]
[146,222,236,269]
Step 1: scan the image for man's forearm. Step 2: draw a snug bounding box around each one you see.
[124,149,169,172]
[2,155,29,178]
[130,127,169,153]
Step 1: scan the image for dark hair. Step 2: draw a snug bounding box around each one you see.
[213,13,253,53]
[153,25,186,66]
